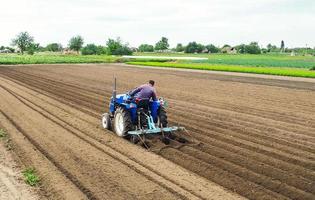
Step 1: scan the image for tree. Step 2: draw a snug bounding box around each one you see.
[155,37,169,51]
[267,44,273,52]
[37,45,46,52]
[97,45,107,55]
[234,42,261,54]
[113,45,132,55]
[27,43,40,55]
[222,44,231,48]
[185,42,197,53]
[261,48,268,54]
[11,31,34,54]
[46,43,63,52]
[106,38,132,55]
[234,44,246,54]
[175,43,185,52]
[68,35,84,53]
[81,44,105,55]
[280,40,285,52]
[197,43,205,53]
[106,38,121,55]
[185,42,204,53]
[81,44,99,55]
[205,44,219,53]
[267,44,278,52]
[244,42,261,54]
[138,44,154,52]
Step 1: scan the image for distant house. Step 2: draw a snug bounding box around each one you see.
[202,48,209,53]
[154,49,175,53]
[63,48,79,55]
[221,47,237,54]
[130,47,139,52]
[0,49,11,53]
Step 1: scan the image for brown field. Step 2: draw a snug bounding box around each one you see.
[0,63,314,200]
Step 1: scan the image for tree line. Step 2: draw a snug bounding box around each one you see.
[1,32,132,55]
[1,31,314,55]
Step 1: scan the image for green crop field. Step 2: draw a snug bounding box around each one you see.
[128,61,315,78]
[135,52,315,69]
[1,52,315,78]
[0,54,120,65]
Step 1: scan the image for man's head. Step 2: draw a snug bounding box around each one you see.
[149,80,155,86]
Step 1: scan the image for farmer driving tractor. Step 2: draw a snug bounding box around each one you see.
[129,80,157,102]
[101,77,187,146]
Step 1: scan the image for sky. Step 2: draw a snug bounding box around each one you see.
[0,0,314,48]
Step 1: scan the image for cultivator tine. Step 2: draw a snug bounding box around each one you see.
[182,129,199,143]
[150,145,172,154]
[137,135,150,150]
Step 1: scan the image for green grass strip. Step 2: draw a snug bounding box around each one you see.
[127,62,315,78]
[134,52,315,69]
[0,54,120,65]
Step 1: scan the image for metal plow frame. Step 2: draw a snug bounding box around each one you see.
[128,126,185,135]
[127,113,184,135]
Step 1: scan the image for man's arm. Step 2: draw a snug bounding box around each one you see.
[152,88,157,101]
[129,85,143,97]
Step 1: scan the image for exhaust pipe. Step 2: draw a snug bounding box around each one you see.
[112,77,117,104]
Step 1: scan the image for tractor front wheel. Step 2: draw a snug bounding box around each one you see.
[101,113,111,130]
[113,107,132,137]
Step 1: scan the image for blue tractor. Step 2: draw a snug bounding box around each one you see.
[101,78,185,145]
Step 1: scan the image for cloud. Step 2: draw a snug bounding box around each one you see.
[0,0,314,48]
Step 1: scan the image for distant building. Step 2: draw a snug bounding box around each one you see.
[221,47,237,54]
[0,49,11,53]
[154,49,175,53]
[63,48,79,55]
[130,47,139,52]
[202,48,209,53]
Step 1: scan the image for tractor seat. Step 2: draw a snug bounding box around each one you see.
[136,99,150,110]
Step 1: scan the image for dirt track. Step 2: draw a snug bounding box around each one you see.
[0,64,314,200]
[0,139,40,200]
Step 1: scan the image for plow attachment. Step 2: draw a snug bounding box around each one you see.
[128,126,185,135]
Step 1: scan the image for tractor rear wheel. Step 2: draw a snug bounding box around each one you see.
[158,106,168,128]
[113,107,133,137]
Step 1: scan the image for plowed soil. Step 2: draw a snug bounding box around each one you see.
[0,63,314,200]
